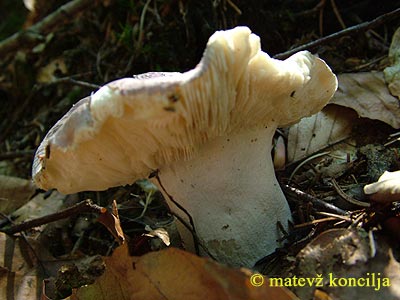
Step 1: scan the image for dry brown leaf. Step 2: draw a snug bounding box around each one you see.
[384,26,400,98]
[11,190,65,225]
[364,170,400,203]
[143,226,171,246]
[331,72,400,129]
[97,200,125,244]
[74,246,298,300]
[0,233,40,300]
[36,58,67,83]
[0,175,36,214]
[292,228,400,300]
[313,289,333,300]
[287,105,356,163]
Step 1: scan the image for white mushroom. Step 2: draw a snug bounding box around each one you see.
[364,170,400,203]
[32,26,337,267]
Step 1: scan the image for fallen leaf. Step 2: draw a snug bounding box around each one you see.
[287,105,356,163]
[143,226,170,246]
[331,72,400,129]
[36,58,67,83]
[384,26,400,98]
[313,289,333,300]
[364,170,400,203]
[0,233,40,300]
[11,190,65,225]
[97,200,125,244]
[291,228,400,300]
[74,246,298,300]
[0,175,36,214]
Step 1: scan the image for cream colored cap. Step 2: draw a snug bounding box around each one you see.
[32,26,337,193]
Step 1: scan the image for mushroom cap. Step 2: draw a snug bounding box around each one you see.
[364,170,400,203]
[32,26,337,194]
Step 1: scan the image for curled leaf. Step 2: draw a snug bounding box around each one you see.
[0,175,36,214]
[331,72,400,129]
[143,226,170,246]
[384,26,400,98]
[75,246,298,300]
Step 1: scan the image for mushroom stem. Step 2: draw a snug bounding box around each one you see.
[151,126,291,267]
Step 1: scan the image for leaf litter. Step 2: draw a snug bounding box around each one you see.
[1,3,400,300]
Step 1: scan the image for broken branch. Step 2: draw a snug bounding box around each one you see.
[274,7,400,59]
[1,199,105,235]
[0,0,109,57]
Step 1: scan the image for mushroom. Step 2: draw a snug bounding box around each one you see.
[32,26,337,267]
[364,170,400,203]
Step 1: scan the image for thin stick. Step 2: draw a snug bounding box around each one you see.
[1,199,104,235]
[0,0,109,57]
[226,0,242,15]
[288,151,330,183]
[294,217,338,228]
[330,0,346,30]
[316,211,352,221]
[274,7,400,59]
[282,184,348,215]
[51,77,100,89]
[172,213,216,259]
[0,150,35,161]
[154,174,200,255]
[136,0,152,53]
[331,178,370,207]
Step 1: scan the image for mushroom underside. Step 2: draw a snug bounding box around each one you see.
[152,127,291,267]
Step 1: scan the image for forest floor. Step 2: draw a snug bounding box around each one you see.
[1,1,400,299]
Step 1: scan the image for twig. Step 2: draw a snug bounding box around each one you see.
[51,77,100,89]
[368,229,376,257]
[171,212,216,260]
[288,151,330,183]
[331,178,370,207]
[316,211,352,223]
[351,55,386,71]
[226,0,242,15]
[136,0,152,53]
[274,7,400,59]
[154,173,200,255]
[330,0,346,30]
[348,212,365,228]
[0,150,35,161]
[318,0,326,36]
[1,199,105,235]
[0,0,107,57]
[131,190,154,221]
[282,184,348,215]
[294,217,338,228]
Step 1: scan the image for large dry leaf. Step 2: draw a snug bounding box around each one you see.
[384,26,400,98]
[364,170,400,203]
[0,233,40,300]
[287,105,356,163]
[292,228,400,300]
[0,232,104,300]
[331,72,400,129]
[74,246,298,300]
[11,190,65,225]
[0,175,36,214]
